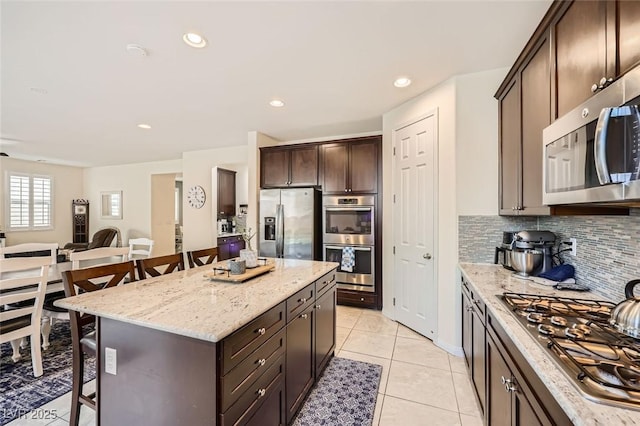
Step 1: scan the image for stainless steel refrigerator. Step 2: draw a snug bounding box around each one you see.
[259,188,321,260]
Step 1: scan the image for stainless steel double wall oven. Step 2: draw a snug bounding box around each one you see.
[322,195,375,292]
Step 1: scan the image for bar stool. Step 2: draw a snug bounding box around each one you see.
[186,247,219,268]
[136,252,185,279]
[61,260,136,426]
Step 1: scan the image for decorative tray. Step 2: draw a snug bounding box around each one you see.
[203,259,275,283]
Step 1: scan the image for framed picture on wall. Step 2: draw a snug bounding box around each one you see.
[101,190,123,219]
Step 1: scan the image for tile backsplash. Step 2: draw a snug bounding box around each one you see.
[459,210,640,301]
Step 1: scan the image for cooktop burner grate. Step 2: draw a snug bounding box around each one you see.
[501,292,640,410]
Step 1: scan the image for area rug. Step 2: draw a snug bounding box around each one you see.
[292,357,383,426]
[0,322,95,426]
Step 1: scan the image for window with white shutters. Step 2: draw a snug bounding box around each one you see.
[6,173,53,231]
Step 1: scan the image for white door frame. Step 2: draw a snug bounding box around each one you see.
[391,109,439,340]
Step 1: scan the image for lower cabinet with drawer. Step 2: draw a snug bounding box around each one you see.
[217,269,337,425]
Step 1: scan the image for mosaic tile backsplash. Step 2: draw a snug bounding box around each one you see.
[459,210,640,302]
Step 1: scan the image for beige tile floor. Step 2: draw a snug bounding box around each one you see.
[6,306,482,426]
[335,305,483,426]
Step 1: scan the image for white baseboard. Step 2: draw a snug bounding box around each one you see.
[435,339,464,357]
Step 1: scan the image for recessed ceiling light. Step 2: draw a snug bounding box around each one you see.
[183,32,207,48]
[30,87,48,95]
[137,124,152,129]
[269,99,285,108]
[394,77,412,88]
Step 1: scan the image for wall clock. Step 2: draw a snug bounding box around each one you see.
[187,185,206,209]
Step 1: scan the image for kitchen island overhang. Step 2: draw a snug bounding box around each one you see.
[56,258,339,426]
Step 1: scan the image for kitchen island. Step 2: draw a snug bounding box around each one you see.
[56,258,338,426]
[459,263,640,426]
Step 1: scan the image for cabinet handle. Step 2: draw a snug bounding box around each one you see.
[316,304,321,309]
[257,388,266,398]
[465,306,474,312]
[300,313,308,319]
[256,327,266,335]
[299,297,307,303]
[501,376,516,393]
[360,297,365,301]
[257,358,266,367]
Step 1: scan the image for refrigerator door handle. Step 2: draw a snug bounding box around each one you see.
[276,204,284,258]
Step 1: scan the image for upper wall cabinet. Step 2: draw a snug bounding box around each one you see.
[552,0,640,118]
[498,36,551,216]
[321,137,379,194]
[260,146,318,188]
[495,0,637,216]
[217,168,236,219]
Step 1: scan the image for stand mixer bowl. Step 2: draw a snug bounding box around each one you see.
[510,249,543,277]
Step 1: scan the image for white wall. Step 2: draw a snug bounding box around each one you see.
[382,68,504,354]
[83,159,182,245]
[182,146,248,252]
[0,157,84,246]
[455,68,505,215]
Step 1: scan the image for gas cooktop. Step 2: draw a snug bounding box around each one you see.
[500,292,640,411]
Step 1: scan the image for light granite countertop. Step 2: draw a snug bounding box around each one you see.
[459,263,640,426]
[55,258,338,343]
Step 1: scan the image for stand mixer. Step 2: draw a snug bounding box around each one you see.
[510,230,557,277]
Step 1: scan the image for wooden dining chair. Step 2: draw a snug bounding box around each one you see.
[186,247,219,268]
[136,252,185,279]
[0,257,50,377]
[62,260,136,426]
[41,246,131,349]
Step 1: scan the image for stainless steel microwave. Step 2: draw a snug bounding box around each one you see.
[543,65,640,205]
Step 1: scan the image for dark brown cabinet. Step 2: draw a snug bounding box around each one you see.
[495,0,640,216]
[321,138,379,194]
[618,1,640,76]
[314,282,336,378]
[285,304,315,424]
[552,0,640,118]
[486,333,542,426]
[217,235,245,261]
[460,280,572,426]
[217,168,236,219]
[461,279,485,415]
[260,145,318,188]
[498,34,551,216]
[553,0,609,118]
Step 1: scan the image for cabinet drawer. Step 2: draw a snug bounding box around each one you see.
[220,354,285,426]
[286,283,315,323]
[315,270,336,297]
[220,328,285,412]
[221,302,285,375]
[337,289,376,307]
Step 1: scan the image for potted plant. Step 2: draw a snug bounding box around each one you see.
[239,227,258,268]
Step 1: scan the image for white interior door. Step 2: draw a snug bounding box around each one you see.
[393,113,437,339]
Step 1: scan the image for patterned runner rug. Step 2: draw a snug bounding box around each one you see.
[0,322,95,425]
[293,357,382,426]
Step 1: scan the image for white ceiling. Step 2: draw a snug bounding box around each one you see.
[1,1,551,167]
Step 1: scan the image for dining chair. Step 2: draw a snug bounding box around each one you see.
[41,246,130,349]
[62,260,136,426]
[186,247,219,268]
[128,237,154,260]
[0,257,50,377]
[1,242,58,264]
[136,252,185,279]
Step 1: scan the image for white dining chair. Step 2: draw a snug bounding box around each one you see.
[0,242,58,264]
[40,246,131,349]
[0,257,50,377]
[128,238,154,260]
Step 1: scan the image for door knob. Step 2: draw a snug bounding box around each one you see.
[423,253,432,260]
